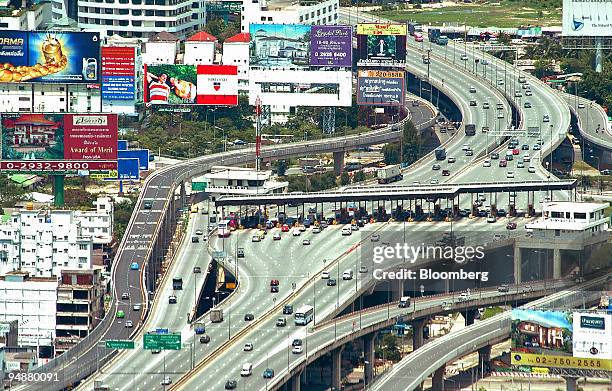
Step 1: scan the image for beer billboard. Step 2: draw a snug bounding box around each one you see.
[0,31,100,83]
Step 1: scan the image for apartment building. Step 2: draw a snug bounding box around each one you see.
[0,1,52,30]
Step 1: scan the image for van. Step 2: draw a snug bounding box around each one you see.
[240,363,253,377]
[342,270,353,280]
[399,296,411,308]
[341,226,352,236]
[458,292,470,302]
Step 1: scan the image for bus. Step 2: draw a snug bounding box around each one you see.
[217,219,231,238]
[294,305,314,326]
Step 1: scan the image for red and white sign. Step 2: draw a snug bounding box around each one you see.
[196,65,238,106]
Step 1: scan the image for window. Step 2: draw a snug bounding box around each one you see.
[79,257,88,264]
[79,244,88,250]
[574,212,586,219]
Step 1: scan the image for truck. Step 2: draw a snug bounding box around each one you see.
[376,165,403,184]
[172,278,183,290]
[464,124,476,136]
[435,147,446,161]
[210,308,223,323]
[428,28,441,43]
[437,35,449,45]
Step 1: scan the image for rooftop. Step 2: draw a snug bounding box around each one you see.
[187,31,217,42]
[150,31,179,42]
[205,166,272,181]
[542,201,608,213]
[225,33,250,43]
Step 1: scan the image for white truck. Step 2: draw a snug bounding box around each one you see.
[376,165,403,184]
[210,308,223,323]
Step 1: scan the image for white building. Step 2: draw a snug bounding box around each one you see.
[526,202,609,239]
[0,1,52,30]
[194,166,288,201]
[0,271,58,349]
[74,197,114,246]
[241,0,339,32]
[184,31,217,65]
[75,0,207,39]
[222,32,250,93]
[142,31,179,65]
[0,84,102,114]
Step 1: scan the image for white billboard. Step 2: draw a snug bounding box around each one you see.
[563,0,612,36]
[572,312,612,361]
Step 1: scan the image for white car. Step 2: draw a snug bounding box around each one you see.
[507,171,515,178]
[462,143,470,151]
[292,345,303,354]
[292,229,301,236]
[321,271,330,279]
[161,376,172,385]
[244,343,254,352]
[497,112,504,119]
[524,155,530,162]
[252,235,261,242]
[273,232,281,240]
[483,160,491,167]
[525,90,532,96]
[312,226,321,233]
[528,166,536,173]
[298,225,306,232]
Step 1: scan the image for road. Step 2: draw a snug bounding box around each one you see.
[563,92,612,153]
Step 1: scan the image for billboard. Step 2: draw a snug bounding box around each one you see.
[0,31,100,83]
[511,309,612,371]
[356,24,407,67]
[144,64,238,106]
[357,70,405,106]
[563,0,612,37]
[118,149,149,171]
[249,24,352,68]
[0,113,118,173]
[101,46,136,100]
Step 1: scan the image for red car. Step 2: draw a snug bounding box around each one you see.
[281,224,289,232]
[512,149,520,155]
[442,169,450,176]
[270,279,279,286]
[499,160,507,167]
[506,222,517,230]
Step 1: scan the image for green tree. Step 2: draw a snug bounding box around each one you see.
[382,143,400,164]
[0,176,27,208]
[353,171,366,183]
[276,160,288,177]
[533,59,555,79]
[340,172,351,186]
[402,120,421,164]
[376,334,401,362]
[114,198,136,243]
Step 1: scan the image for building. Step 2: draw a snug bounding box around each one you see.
[525,202,609,239]
[241,0,339,33]
[54,268,105,355]
[0,320,19,348]
[50,0,77,21]
[183,31,217,65]
[0,272,58,352]
[0,84,102,114]
[0,346,38,379]
[0,1,52,30]
[74,197,114,247]
[193,165,288,201]
[517,321,565,349]
[222,32,250,93]
[75,0,206,39]
[142,31,179,65]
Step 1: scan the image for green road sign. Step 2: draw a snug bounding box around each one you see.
[105,340,135,349]
[143,333,181,350]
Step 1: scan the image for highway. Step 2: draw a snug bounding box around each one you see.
[563,92,612,152]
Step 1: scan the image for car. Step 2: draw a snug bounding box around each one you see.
[522,144,529,150]
[465,150,473,156]
[517,162,525,168]
[506,222,517,230]
[169,295,177,304]
[302,239,311,245]
[497,112,504,119]
[263,368,275,379]
[442,169,450,176]
[199,334,211,343]
[497,209,506,217]
[276,318,286,327]
[270,279,279,286]
[321,270,331,279]
[191,236,199,243]
[244,313,254,321]
[487,215,496,223]
[343,270,353,280]
[252,235,261,242]
[483,102,490,109]
[327,278,337,286]
[143,200,152,210]
[121,292,130,300]
[195,229,203,235]
[273,232,281,240]
[430,179,439,185]
[350,223,359,231]
[116,310,125,318]
[507,171,514,178]
[291,229,301,236]
[359,265,368,273]
[524,102,531,108]
[193,266,201,274]
[512,149,520,155]
[461,54,468,60]
[469,86,476,93]
[499,160,507,167]
[515,91,522,98]
[498,79,504,86]
[283,305,293,315]
[543,114,549,122]
[490,152,499,160]
[270,285,279,293]
[281,224,290,232]
[533,144,540,150]
[528,166,536,173]
[152,349,161,354]
[312,226,321,233]
[161,376,172,386]
[133,303,141,311]
[522,83,530,90]
[370,234,380,242]
[236,248,245,258]
[498,284,510,292]
[244,343,254,351]
[481,59,489,65]
[578,103,585,109]
[448,157,456,163]
[462,143,470,151]
[292,345,304,354]
[432,164,441,170]
[478,210,488,217]
[225,380,237,389]
[130,262,139,271]
[341,226,352,236]
[483,160,491,167]
[125,320,133,328]
[469,100,477,106]
[525,90,532,96]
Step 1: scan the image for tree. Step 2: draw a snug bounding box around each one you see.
[353,171,366,183]
[340,172,351,186]
[383,143,400,164]
[533,59,555,79]
[276,160,288,177]
[114,198,136,243]
[0,176,27,208]
[402,120,421,164]
[376,334,401,362]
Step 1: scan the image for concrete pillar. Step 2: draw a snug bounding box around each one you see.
[180,181,186,208]
[514,245,522,284]
[331,346,344,390]
[478,345,491,368]
[333,151,344,176]
[364,333,376,385]
[553,248,562,279]
[290,369,302,391]
[465,309,477,326]
[412,319,425,350]
[391,279,405,302]
[563,376,578,391]
[431,364,445,391]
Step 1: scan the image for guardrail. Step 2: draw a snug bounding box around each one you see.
[562,92,612,151]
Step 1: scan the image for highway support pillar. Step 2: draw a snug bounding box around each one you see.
[513,245,522,284]
[391,279,405,302]
[180,181,186,209]
[331,346,344,390]
[563,376,578,391]
[431,364,445,391]
[412,319,425,350]
[465,309,477,326]
[290,369,303,391]
[53,175,65,207]
[333,151,344,176]
[553,248,562,279]
[478,345,491,369]
[363,333,376,386]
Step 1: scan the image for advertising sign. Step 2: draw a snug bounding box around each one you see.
[118,149,149,171]
[0,31,100,83]
[101,46,135,100]
[117,158,140,180]
[196,65,238,106]
[250,24,352,68]
[511,309,612,371]
[356,24,407,67]
[357,70,405,106]
[0,113,118,173]
[310,26,352,67]
[562,0,612,37]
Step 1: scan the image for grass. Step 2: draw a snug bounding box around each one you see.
[373,0,562,28]
[480,306,505,320]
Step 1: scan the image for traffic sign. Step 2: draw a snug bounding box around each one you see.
[143,333,181,350]
[212,250,227,259]
[105,340,135,349]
